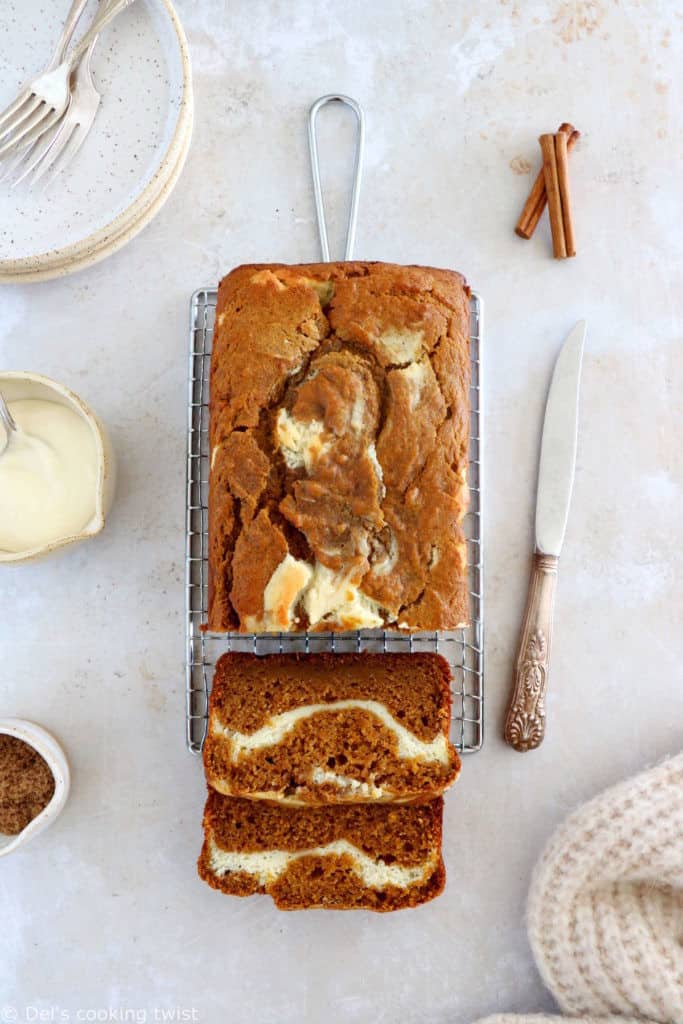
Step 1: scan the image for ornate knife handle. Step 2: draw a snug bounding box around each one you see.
[504,552,559,752]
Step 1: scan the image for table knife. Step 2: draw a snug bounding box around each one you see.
[504,321,586,752]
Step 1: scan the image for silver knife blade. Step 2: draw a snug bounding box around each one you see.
[535,320,586,556]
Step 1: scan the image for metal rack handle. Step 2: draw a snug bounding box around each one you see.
[308,94,365,262]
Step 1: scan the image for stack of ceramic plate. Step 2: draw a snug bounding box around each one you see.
[0,0,192,284]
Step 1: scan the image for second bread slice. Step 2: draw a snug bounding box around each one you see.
[203,652,460,804]
[198,791,446,911]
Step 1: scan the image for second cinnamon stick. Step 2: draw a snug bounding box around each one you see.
[539,133,566,259]
[555,130,576,258]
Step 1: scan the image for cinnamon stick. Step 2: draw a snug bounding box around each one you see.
[554,130,576,257]
[539,133,566,259]
[515,123,578,239]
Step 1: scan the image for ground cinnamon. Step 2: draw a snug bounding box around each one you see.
[0,734,55,835]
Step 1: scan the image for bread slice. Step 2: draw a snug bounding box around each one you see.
[203,652,461,805]
[198,790,445,911]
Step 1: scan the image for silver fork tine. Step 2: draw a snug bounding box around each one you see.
[12,111,68,186]
[1,145,36,184]
[0,104,58,159]
[0,96,41,141]
[7,107,62,159]
[0,144,29,183]
[34,123,81,189]
[0,119,53,182]
[0,90,31,133]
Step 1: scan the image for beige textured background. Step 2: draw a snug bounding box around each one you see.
[1,1,682,1021]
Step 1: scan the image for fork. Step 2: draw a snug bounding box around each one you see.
[15,1,116,188]
[0,0,136,160]
[1,0,92,184]
[0,0,89,146]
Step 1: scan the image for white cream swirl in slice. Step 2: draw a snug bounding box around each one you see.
[208,837,437,889]
[212,699,450,765]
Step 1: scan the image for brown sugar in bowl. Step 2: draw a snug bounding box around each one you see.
[0,719,70,857]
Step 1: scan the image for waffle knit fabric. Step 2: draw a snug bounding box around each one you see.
[477,753,683,1024]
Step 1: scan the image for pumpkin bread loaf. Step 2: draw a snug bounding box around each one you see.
[207,261,470,633]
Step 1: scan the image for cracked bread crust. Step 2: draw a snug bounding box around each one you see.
[203,652,461,804]
[197,791,445,911]
[207,261,470,633]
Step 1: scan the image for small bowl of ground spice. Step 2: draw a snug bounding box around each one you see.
[0,719,70,856]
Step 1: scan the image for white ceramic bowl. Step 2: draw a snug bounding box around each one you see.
[0,719,70,857]
[0,372,116,563]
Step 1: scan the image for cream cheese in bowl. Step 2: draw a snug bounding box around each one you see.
[0,399,98,552]
[0,373,116,563]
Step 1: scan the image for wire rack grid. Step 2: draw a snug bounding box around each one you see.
[186,289,484,755]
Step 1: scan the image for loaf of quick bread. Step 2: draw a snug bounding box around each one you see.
[207,261,470,633]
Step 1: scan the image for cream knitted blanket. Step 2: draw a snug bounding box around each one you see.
[478,753,683,1024]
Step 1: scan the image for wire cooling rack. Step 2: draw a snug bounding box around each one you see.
[186,289,484,755]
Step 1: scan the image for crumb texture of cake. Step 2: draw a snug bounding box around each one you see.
[198,791,445,911]
[208,261,471,633]
[203,652,460,804]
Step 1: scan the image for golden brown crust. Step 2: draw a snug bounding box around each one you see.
[197,792,445,911]
[203,652,461,804]
[207,261,470,632]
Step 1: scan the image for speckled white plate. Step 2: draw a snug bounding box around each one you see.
[0,0,192,283]
[0,86,193,283]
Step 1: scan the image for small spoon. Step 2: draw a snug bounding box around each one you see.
[0,388,18,455]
